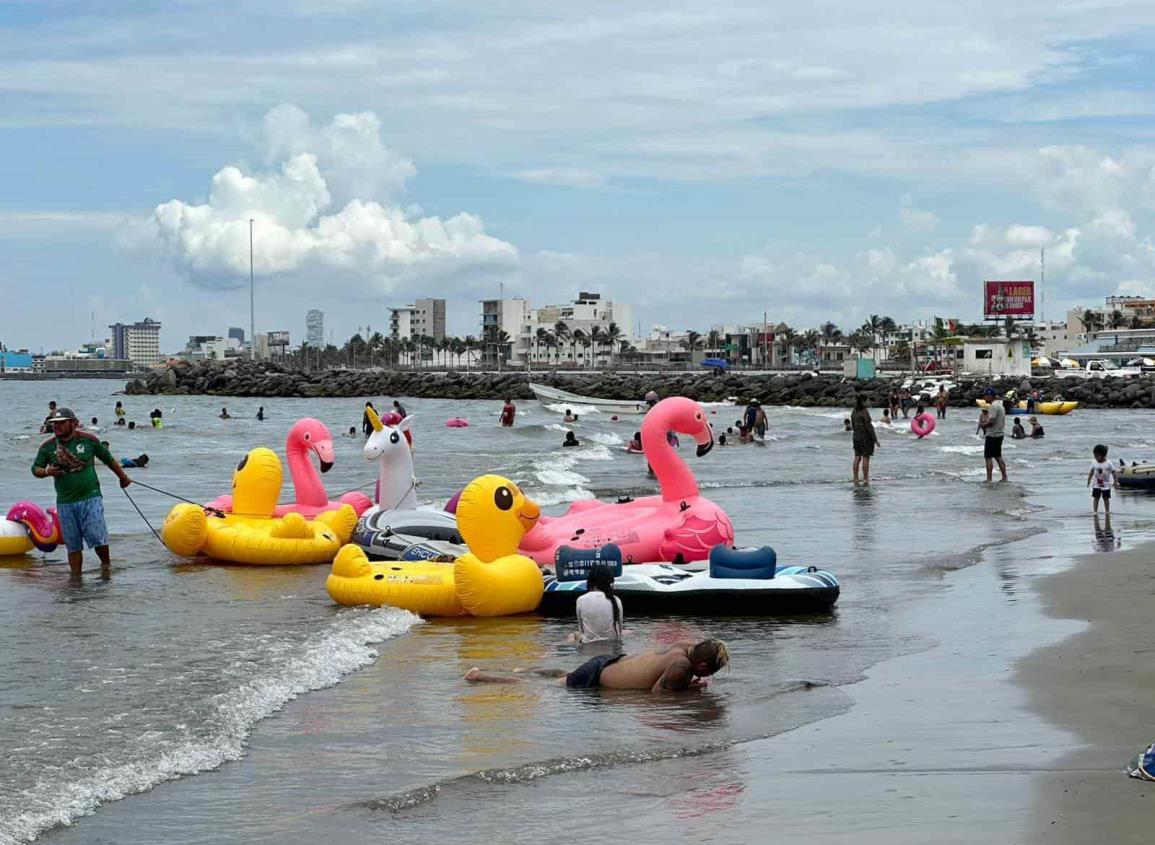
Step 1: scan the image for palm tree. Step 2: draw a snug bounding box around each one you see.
[571,329,587,367]
[777,326,797,365]
[535,327,550,367]
[681,330,703,360]
[820,321,841,345]
[543,330,558,369]
[800,330,821,365]
[494,329,511,369]
[1081,308,1103,335]
[604,322,623,368]
[1003,316,1017,339]
[1132,314,1143,329]
[863,314,882,363]
[1109,309,1126,329]
[463,335,477,370]
[879,316,897,346]
[590,325,606,368]
[554,321,571,366]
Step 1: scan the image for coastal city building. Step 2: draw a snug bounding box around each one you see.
[305,310,324,347]
[180,335,245,361]
[0,349,34,372]
[479,297,532,365]
[389,298,446,342]
[108,317,162,369]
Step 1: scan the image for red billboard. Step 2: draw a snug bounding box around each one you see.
[984,280,1035,319]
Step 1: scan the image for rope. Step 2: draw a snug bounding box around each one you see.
[122,486,165,546]
[128,480,226,518]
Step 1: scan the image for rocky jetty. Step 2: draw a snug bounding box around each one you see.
[124,359,1155,409]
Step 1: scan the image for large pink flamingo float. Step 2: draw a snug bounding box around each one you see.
[0,502,61,555]
[519,396,734,565]
[207,418,372,517]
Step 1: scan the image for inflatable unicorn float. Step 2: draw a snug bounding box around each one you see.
[519,396,734,566]
[206,418,372,517]
[0,502,61,556]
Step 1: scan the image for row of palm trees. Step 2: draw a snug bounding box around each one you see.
[1080,308,1143,333]
[527,321,628,367]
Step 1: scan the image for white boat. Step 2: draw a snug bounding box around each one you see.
[529,383,651,415]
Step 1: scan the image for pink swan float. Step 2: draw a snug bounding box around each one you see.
[208,418,373,517]
[519,396,734,565]
[1,502,61,555]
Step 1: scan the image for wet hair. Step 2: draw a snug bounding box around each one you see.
[565,408,572,414]
[1094,444,1109,459]
[565,430,577,441]
[348,426,356,434]
[688,639,730,676]
[128,421,136,429]
[881,408,890,417]
[633,431,642,441]
[718,433,727,446]
[116,401,123,407]
[49,401,57,409]
[136,454,150,467]
[91,417,98,425]
[586,564,620,636]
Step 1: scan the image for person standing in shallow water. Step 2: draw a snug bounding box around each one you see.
[500,398,516,427]
[850,394,879,484]
[32,407,132,580]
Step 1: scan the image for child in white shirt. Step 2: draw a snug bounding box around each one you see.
[1087,444,1119,514]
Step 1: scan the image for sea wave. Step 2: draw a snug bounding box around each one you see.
[1,607,419,845]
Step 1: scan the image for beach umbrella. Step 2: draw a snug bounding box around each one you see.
[1059,358,1079,368]
[1031,356,1056,367]
[1127,357,1155,367]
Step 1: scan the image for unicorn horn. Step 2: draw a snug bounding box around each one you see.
[366,406,384,432]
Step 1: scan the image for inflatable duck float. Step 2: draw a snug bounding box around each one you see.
[0,502,61,556]
[328,474,543,617]
[163,447,357,565]
[206,418,372,517]
[518,396,734,566]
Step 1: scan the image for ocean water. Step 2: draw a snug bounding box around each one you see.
[2,380,1155,844]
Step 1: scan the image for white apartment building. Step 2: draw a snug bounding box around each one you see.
[109,318,162,368]
[306,310,324,346]
[480,297,532,364]
[389,298,446,341]
[522,292,636,366]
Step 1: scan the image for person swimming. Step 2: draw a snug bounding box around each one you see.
[219,407,231,419]
[345,426,358,437]
[465,639,729,693]
[1011,418,1026,439]
[627,431,643,452]
[563,431,580,447]
[563,408,578,423]
[120,453,150,468]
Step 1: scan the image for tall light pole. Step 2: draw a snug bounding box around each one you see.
[249,218,256,359]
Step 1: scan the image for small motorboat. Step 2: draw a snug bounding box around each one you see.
[529,383,651,415]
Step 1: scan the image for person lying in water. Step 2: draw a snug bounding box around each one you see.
[464,638,729,693]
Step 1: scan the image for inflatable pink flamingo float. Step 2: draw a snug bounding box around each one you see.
[519,396,734,565]
[0,502,61,556]
[207,418,372,517]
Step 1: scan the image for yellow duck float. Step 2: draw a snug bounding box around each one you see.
[162,447,357,565]
[326,474,544,617]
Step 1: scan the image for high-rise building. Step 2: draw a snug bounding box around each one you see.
[479,298,532,364]
[228,327,245,345]
[306,310,324,346]
[388,298,447,341]
[109,318,162,368]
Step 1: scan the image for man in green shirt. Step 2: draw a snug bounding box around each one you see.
[32,407,132,579]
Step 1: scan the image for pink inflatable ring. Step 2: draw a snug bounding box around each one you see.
[445,418,470,428]
[911,413,936,438]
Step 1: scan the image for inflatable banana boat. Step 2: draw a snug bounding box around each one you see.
[976,399,1078,415]
[327,474,544,617]
[162,447,357,565]
[0,502,61,556]
[1119,464,1155,490]
[540,545,840,616]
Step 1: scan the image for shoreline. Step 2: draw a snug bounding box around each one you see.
[1016,533,1155,842]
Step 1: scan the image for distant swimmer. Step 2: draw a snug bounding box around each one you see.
[345,426,358,438]
[465,638,729,693]
[219,407,232,420]
[39,401,58,434]
[128,421,137,430]
[1011,418,1027,439]
[120,453,150,468]
[563,431,580,448]
[362,401,377,437]
[115,401,126,423]
[645,390,659,409]
[500,397,516,427]
[627,432,643,453]
[392,400,407,420]
[256,406,265,421]
[150,409,164,429]
[563,408,578,423]
[1029,416,1045,438]
[843,418,852,432]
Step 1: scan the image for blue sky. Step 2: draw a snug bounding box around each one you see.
[3,0,1155,351]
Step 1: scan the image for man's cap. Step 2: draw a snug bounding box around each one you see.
[983,387,996,396]
[47,407,78,423]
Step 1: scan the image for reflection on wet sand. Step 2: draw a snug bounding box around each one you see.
[1092,514,1119,552]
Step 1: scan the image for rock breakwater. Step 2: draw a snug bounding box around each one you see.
[123,360,1155,409]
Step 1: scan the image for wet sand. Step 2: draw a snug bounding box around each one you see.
[1018,533,1155,843]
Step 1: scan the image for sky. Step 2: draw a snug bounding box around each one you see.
[3,0,1155,352]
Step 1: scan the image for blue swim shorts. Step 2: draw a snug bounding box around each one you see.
[58,497,109,553]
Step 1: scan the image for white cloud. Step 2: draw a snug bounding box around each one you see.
[149,107,518,292]
[514,168,607,189]
[898,196,939,233]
